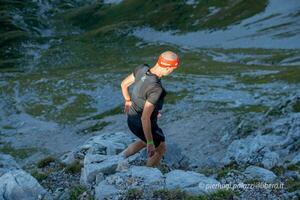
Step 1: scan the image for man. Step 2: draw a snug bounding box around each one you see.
[120,51,179,167]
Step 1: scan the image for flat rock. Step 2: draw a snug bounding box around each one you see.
[165,169,220,195]
[0,153,20,176]
[243,165,277,183]
[0,170,47,200]
[80,154,122,186]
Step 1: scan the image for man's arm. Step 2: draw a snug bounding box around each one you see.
[120,73,135,101]
[141,100,155,143]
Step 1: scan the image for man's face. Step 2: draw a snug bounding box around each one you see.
[163,67,174,76]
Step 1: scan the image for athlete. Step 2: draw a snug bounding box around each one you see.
[120,51,179,167]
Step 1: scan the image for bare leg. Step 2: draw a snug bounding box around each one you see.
[146,142,166,167]
[123,140,146,158]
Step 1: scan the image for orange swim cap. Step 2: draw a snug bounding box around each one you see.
[157,55,179,69]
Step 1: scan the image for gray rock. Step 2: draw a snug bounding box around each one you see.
[223,135,284,165]
[165,170,220,195]
[291,154,300,165]
[243,165,277,183]
[95,181,119,200]
[80,154,122,186]
[163,142,189,169]
[129,166,164,186]
[0,153,20,176]
[74,132,134,160]
[0,170,47,200]
[262,151,280,169]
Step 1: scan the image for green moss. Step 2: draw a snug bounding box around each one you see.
[0,144,38,159]
[153,188,236,200]
[31,171,48,182]
[69,185,90,200]
[124,188,144,200]
[238,67,300,84]
[197,167,218,177]
[292,100,300,113]
[81,121,111,134]
[286,164,300,174]
[2,125,14,129]
[216,162,239,180]
[244,178,261,184]
[62,0,267,33]
[0,30,29,46]
[196,189,236,200]
[165,89,189,104]
[37,156,56,168]
[228,104,269,114]
[153,188,191,200]
[286,179,300,192]
[271,166,285,176]
[87,105,123,121]
[65,160,82,174]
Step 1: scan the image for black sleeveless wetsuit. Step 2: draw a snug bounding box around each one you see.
[127,64,167,147]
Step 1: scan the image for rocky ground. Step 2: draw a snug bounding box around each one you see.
[1,94,299,199]
[1,0,300,199]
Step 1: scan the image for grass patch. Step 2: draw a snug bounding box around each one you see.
[62,0,267,33]
[216,162,239,180]
[124,188,144,200]
[153,188,236,200]
[81,121,111,134]
[0,144,38,159]
[86,105,123,121]
[228,104,269,114]
[69,185,91,200]
[165,89,189,104]
[286,179,300,193]
[292,100,300,112]
[37,156,56,168]
[237,67,300,84]
[153,188,191,200]
[196,189,236,200]
[271,166,285,176]
[31,171,48,182]
[65,160,82,174]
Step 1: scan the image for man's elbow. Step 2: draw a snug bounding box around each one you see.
[141,116,150,123]
[120,80,126,88]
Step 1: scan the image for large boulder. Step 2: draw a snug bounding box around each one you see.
[0,153,20,176]
[61,132,135,164]
[243,165,277,183]
[165,170,220,195]
[0,170,47,200]
[80,154,122,186]
[94,165,164,200]
[223,135,285,166]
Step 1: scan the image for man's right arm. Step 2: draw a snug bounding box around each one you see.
[120,73,135,101]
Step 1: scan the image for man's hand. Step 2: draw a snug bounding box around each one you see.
[157,111,162,118]
[147,144,155,157]
[124,100,132,114]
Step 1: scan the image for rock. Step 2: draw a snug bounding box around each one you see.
[129,166,164,186]
[262,151,280,169]
[223,135,284,165]
[74,132,134,160]
[165,170,220,195]
[0,170,47,200]
[60,151,76,165]
[95,165,165,199]
[243,165,277,183]
[0,153,20,176]
[291,154,300,165]
[95,180,119,200]
[163,142,190,169]
[80,154,122,186]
